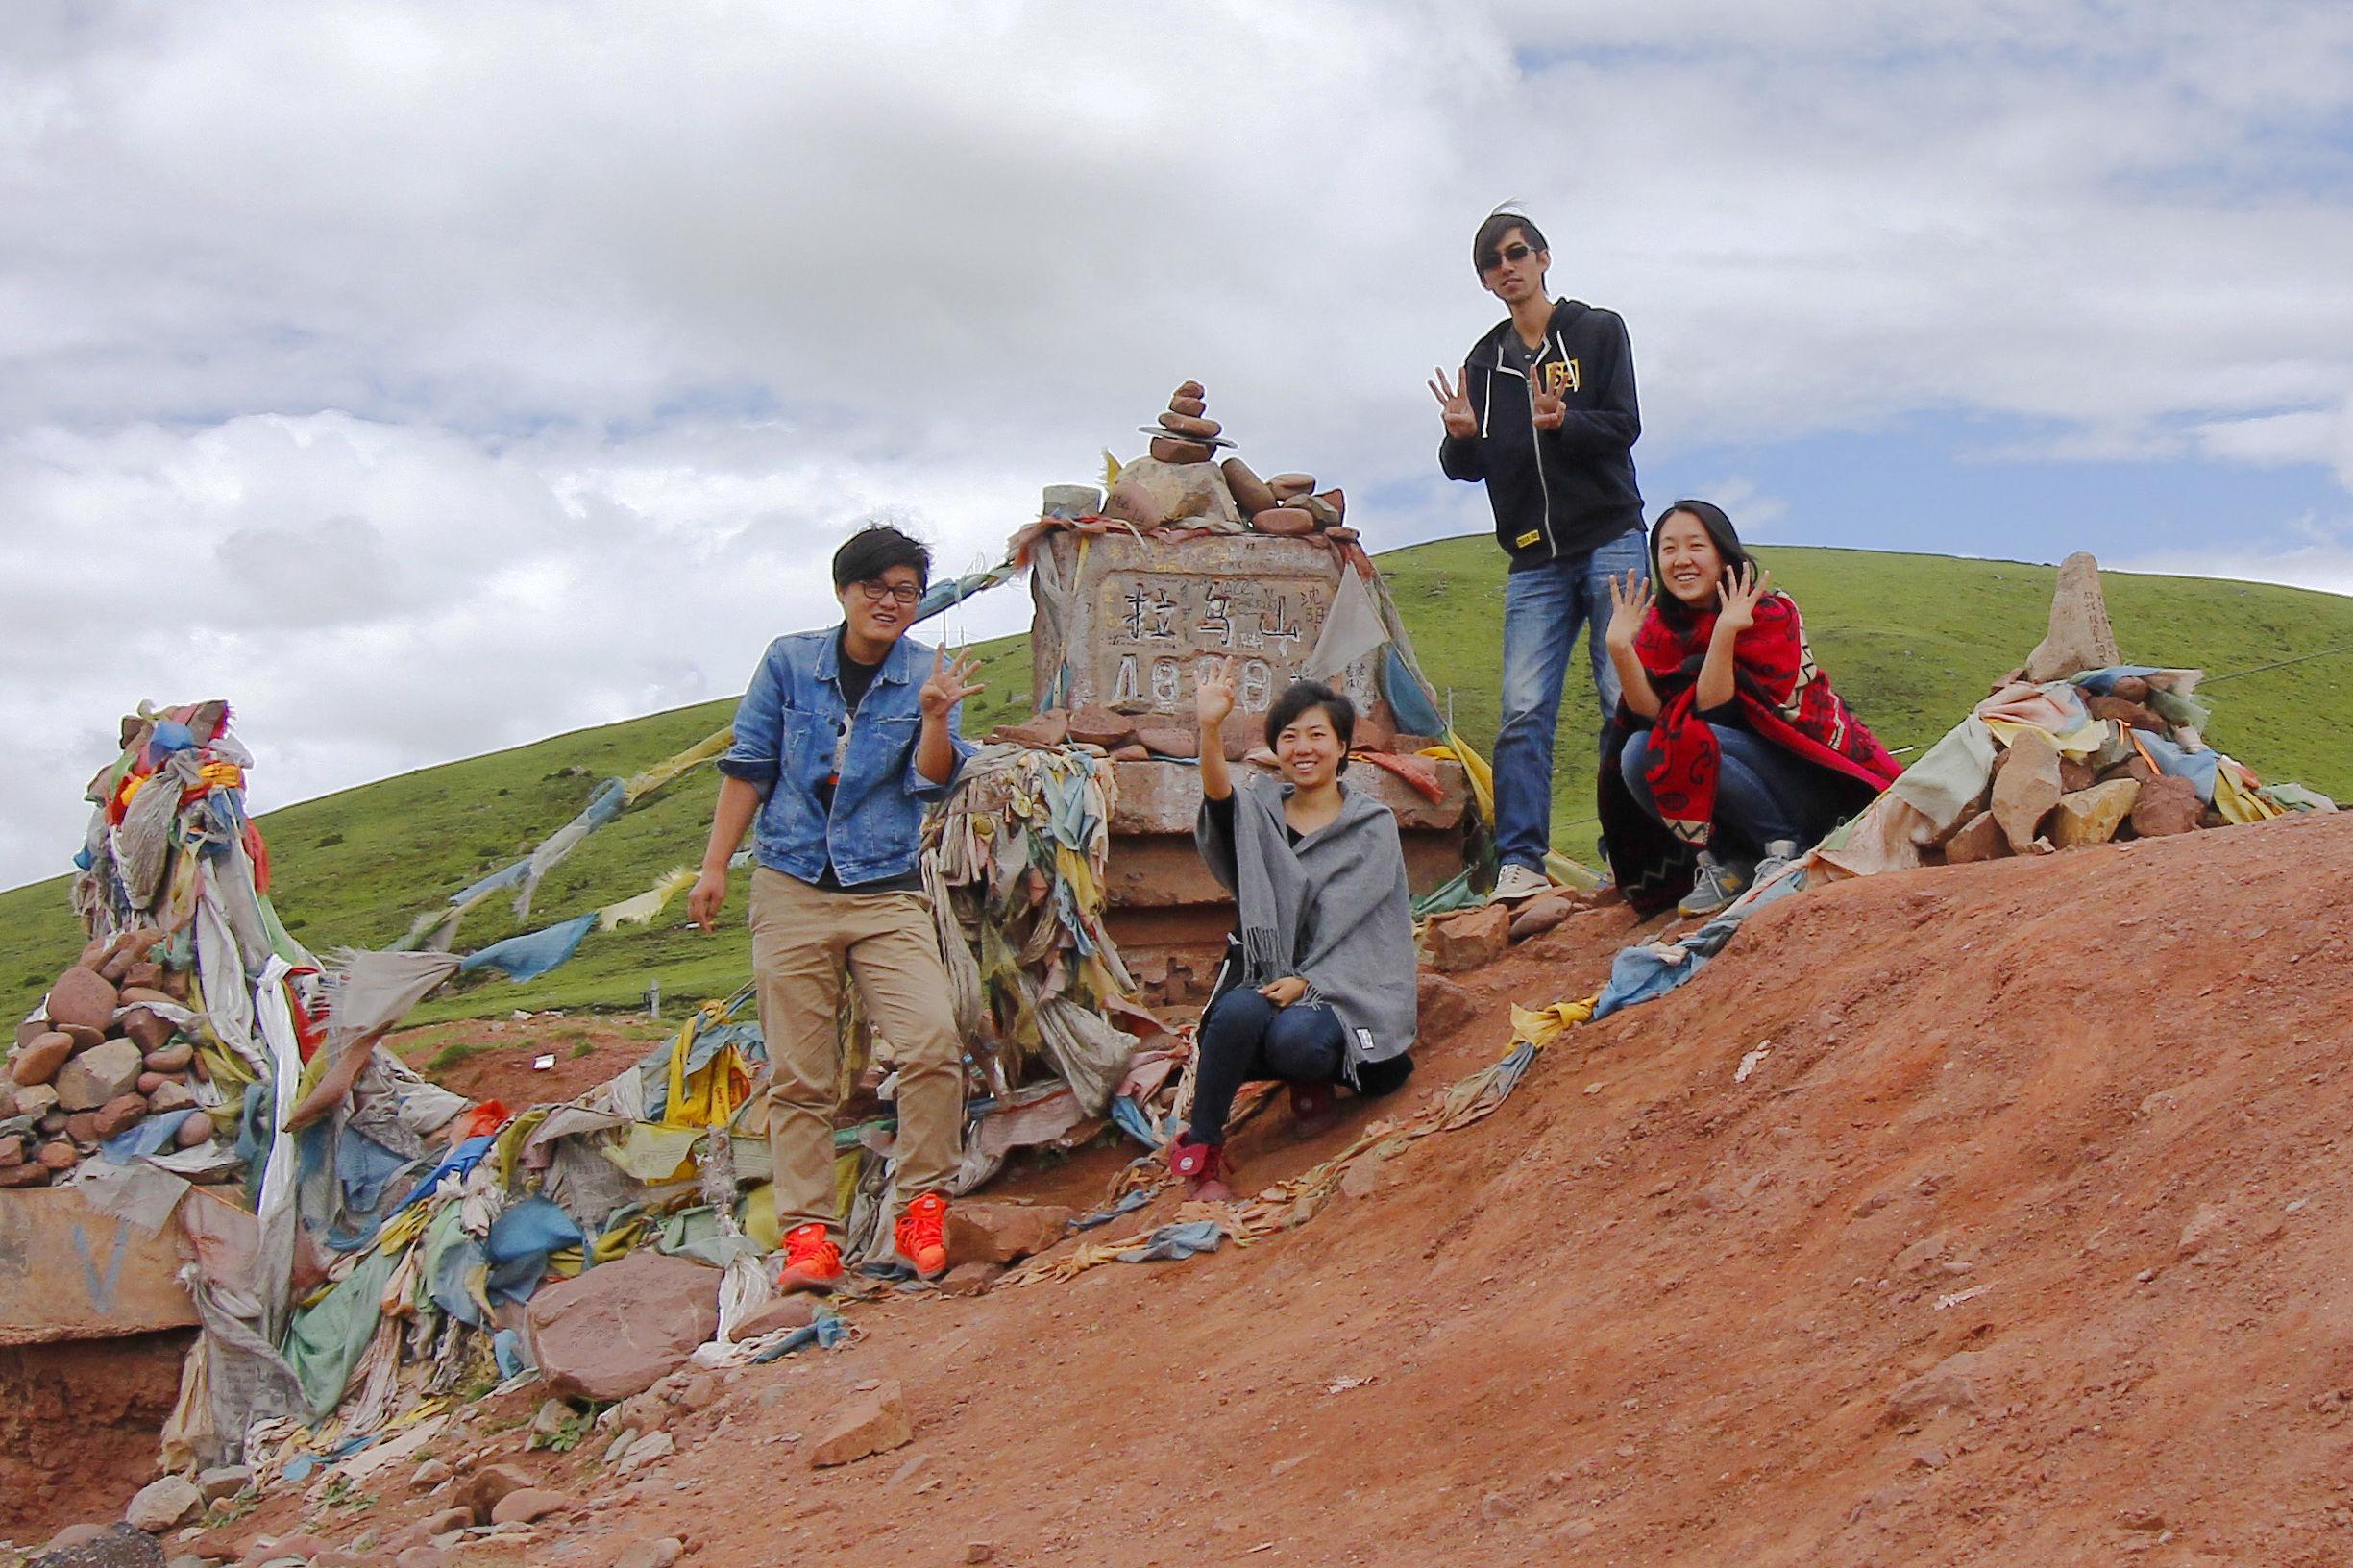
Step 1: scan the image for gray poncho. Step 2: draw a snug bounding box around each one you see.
[1195,775,1418,1079]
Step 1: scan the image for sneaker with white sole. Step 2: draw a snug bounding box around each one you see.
[1678,851,1750,919]
[1752,838,1802,889]
[1490,864,1552,904]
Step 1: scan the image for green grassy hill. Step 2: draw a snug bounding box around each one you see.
[5,539,2348,1027]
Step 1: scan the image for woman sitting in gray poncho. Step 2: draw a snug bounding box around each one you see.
[1174,667,1418,1200]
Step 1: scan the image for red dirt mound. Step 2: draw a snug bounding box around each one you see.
[188,812,2353,1566]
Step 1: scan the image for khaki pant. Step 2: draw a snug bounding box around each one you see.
[748,867,965,1235]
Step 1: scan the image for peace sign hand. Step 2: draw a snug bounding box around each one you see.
[1714,562,1774,637]
[1428,364,1478,439]
[1530,375,1566,431]
[1604,570,1653,654]
[920,648,987,719]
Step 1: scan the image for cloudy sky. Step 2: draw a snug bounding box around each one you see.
[5,1,2351,889]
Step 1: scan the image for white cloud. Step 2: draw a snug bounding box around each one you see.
[4,1,2353,886]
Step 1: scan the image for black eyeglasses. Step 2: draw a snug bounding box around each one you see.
[853,580,921,606]
[1480,241,1534,274]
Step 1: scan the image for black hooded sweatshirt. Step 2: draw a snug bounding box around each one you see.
[1438,298,1644,570]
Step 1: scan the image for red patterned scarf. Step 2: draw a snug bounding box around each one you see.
[1630,592,1900,848]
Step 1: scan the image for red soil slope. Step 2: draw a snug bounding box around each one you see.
[195,810,2353,1566]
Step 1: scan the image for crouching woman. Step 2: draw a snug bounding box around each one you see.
[1170,670,1418,1200]
[1600,499,1902,918]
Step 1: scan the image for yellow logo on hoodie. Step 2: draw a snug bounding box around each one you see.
[1540,359,1581,396]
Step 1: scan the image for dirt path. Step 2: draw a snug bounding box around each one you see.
[161,812,2353,1564]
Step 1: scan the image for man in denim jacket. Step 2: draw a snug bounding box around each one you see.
[689,525,983,1290]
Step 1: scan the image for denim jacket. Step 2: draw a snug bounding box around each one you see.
[718,627,973,887]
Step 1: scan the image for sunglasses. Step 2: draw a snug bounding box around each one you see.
[852,579,921,606]
[1480,241,1535,274]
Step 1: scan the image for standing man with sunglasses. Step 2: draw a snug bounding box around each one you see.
[1430,209,1648,904]
[689,523,983,1290]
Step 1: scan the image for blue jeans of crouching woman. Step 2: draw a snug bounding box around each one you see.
[1492,528,1651,872]
[1187,989,1347,1147]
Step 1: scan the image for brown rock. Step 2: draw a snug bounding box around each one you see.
[0,1135,23,1166]
[990,710,1069,748]
[944,1201,1073,1265]
[2050,779,2141,848]
[148,1080,198,1115]
[37,1141,77,1171]
[1326,526,1360,543]
[808,1381,914,1468]
[2021,551,2121,682]
[1148,436,1214,466]
[1990,728,2062,853]
[938,1262,1003,1297]
[2098,754,2157,787]
[37,1110,66,1135]
[161,968,191,1001]
[1109,743,1150,762]
[489,1486,568,1526]
[1170,380,1205,401]
[1134,725,1198,760]
[1507,891,1580,942]
[16,1083,58,1118]
[1886,1351,1984,1425]
[12,1032,73,1087]
[1251,507,1317,537]
[122,1008,178,1054]
[736,1295,821,1339]
[525,1250,721,1402]
[58,1023,105,1052]
[1941,811,2010,864]
[2085,694,2164,733]
[2130,773,2203,837]
[1101,454,1243,530]
[0,1164,50,1187]
[1429,902,1513,973]
[175,1111,214,1148]
[65,1113,100,1143]
[1168,396,1207,418]
[56,1037,143,1112]
[91,1094,149,1139]
[1311,487,1345,522]
[1156,410,1222,439]
[611,1539,686,1568]
[2058,757,2096,794]
[394,1506,473,1547]
[117,985,177,1008]
[1066,705,1137,749]
[1219,457,1279,517]
[137,1072,166,1095]
[1266,472,1315,500]
[457,1461,540,1524]
[1416,971,1478,1038]
[122,962,165,992]
[2109,674,2151,701]
[1294,493,1341,527]
[44,967,118,1034]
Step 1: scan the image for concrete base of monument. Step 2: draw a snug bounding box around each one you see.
[1101,756,1471,1010]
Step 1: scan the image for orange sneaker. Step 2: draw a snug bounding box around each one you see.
[775,1222,843,1293]
[895,1190,950,1279]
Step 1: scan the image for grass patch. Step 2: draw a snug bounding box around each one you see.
[426,1041,496,1073]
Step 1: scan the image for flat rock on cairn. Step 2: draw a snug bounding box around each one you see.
[1990,726,2062,852]
[2022,551,2122,682]
[525,1250,720,1401]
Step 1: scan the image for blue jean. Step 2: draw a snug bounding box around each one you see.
[1188,989,1345,1146]
[1493,529,1651,870]
[1618,725,1845,860]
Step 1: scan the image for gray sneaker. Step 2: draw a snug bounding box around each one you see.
[1678,851,1750,919]
[1752,838,1802,888]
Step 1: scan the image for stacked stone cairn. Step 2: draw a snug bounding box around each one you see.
[1100,380,1357,544]
[3,929,215,1186]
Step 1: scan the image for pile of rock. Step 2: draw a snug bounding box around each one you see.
[1942,688,2217,864]
[4,928,216,1186]
[1096,379,1357,544]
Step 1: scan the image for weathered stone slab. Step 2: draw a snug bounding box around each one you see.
[2022,551,2122,682]
[0,1186,199,1343]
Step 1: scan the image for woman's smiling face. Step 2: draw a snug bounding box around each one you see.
[1276,707,1344,790]
[1654,510,1727,607]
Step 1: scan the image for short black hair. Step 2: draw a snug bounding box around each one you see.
[831,524,932,592]
[1472,210,1549,276]
[1264,680,1355,769]
[1648,500,1758,630]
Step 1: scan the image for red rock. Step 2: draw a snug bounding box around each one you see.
[2085,694,2163,733]
[1266,472,1315,500]
[1428,903,1512,973]
[1508,892,1580,942]
[1326,526,1360,543]
[122,962,165,992]
[2058,757,2096,793]
[2098,754,2157,787]
[56,1038,142,1112]
[456,1462,540,1524]
[938,1262,1003,1297]
[1148,436,1214,466]
[1252,507,1317,537]
[489,1486,569,1526]
[525,1250,721,1402]
[137,1072,166,1094]
[91,1094,149,1139]
[161,969,191,1001]
[2109,674,2151,701]
[44,968,118,1034]
[808,1381,914,1468]
[57,1023,104,1052]
[175,1110,214,1148]
[1990,729,2062,853]
[991,710,1069,748]
[1312,487,1345,521]
[1156,410,1222,439]
[148,1080,197,1115]
[1885,1352,1984,1425]
[37,1141,77,1171]
[1170,380,1205,401]
[65,1113,100,1143]
[1134,726,1198,760]
[1351,708,1396,752]
[122,1008,178,1054]
[2130,773,2203,837]
[0,1164,48,1187]
[0,1136,23,1167]
[12,1032,73,1087]
[1169,396,1207,418]
[1219,458,1279,517]
[1941,811,2009,864]
[735,1295,820,1340]
[1416,971,1477,1038]
[1109,743,1150,761]
[16,1084,57,1119]
[944,1201,1073,1265]
[117,985,177,1009]
[1066,705,1137,748]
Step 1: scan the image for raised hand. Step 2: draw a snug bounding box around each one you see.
[1530,374,1566,431]
[1715,562,1773,636]
[1428,364,1478,439]
[1604,569,1653,652]
[919,647,987,720]
[1195,656,1238,729]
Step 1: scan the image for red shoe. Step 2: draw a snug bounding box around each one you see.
[1289,1079,1337,1137]
[895,1190,950,1280]
[1169,1134,1234,1202]
[776,1223,843,1293]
